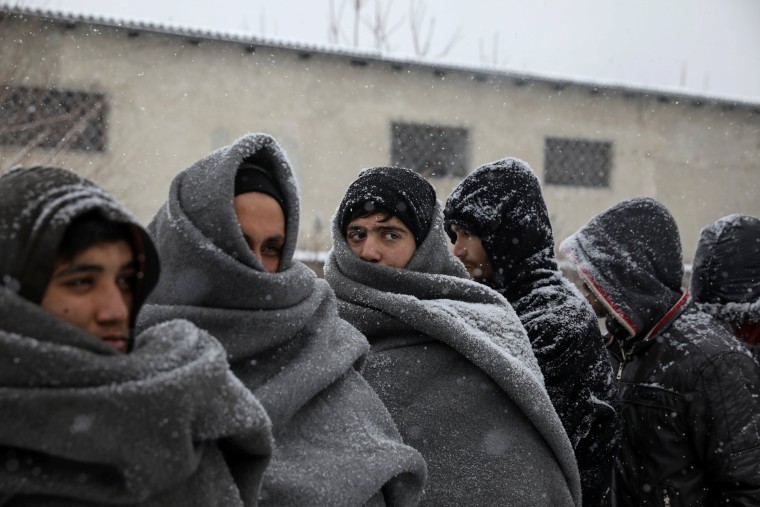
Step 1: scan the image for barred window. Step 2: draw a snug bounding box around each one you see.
[0,85,108,152]
[391,122,469,177]
[544,137,612,187]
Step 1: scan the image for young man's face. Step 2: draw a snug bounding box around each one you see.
[235,191,286,273]
[40,240,136,352]
[450,224,494,283]
[346,213,416,268]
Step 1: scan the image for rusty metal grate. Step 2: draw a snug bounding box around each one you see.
[544,137,612,187]
[0,84,108,152]
[391,121,469,177]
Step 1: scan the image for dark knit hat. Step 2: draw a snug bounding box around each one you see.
[338,166,437,246]
[234,161,286,215]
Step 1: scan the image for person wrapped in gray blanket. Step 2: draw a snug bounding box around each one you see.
[138,133,427,507]
[0,166,273,506]
[324,166,581,506]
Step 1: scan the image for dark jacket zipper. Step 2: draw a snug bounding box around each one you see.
[616,345,628,380]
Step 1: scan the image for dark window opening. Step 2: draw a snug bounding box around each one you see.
[0,84,108,153]
[544,137,612,187]
[391,121,469,178]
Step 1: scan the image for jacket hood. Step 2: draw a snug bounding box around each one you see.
[692,214,760,325]
[0,166,159,325]
[560,197,685,338]
[444,158,554,291]
[162,133,299,272]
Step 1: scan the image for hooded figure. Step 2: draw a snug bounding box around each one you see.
[0,166,273,506]
[137,134,427,507]
[325,166,581,507]
[443,158,620,506]
[691,214,760,357]
[560,197,760,506]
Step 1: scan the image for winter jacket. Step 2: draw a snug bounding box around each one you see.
[444,158,620,506]
[561,197,760,507]
[325,200,581,507]
[0,166,273,506]
[138,134,427,507]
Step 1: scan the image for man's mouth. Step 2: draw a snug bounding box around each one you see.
[101,335,128,352]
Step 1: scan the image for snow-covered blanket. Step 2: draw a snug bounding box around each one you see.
[325,203,581,507]
[138,133,426,506]
[0,287,273,506]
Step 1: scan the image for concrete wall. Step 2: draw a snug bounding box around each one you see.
[2,13,759,261]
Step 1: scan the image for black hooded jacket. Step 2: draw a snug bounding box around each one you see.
[444,158,620,506]
[561,197,760,507]
[692,215,760,359]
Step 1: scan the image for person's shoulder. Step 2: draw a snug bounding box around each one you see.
[667,307,752,365]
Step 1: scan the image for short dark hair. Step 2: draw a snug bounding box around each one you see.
[57,211,134,261]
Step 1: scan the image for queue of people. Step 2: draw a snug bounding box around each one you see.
[1,132,758,506]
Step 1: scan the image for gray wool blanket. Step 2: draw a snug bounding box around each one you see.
[324,204,581,507]
[138,133,426,507]
[0,287,273,507]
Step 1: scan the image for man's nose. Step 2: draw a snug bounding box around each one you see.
[96,283,130,325]
[360,237,382,263]
[453,239,467,259]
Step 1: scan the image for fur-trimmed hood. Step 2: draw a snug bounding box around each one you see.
[692,214,760,325]
[560,197,685,339]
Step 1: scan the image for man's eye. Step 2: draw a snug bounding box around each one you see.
[64,277,93,290]
[383,232,400,240]
[347,231,366,242]
[262,245,282,257]
[117,275,137,292]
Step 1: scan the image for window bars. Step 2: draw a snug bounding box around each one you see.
[0,84,108,153]
[544,137,612,187]
[391,121,469,178]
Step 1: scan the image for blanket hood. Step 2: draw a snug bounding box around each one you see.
[0,166,159,327]
[166,133,299,273]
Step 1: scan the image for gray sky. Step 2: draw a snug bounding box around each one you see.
[16,0,760,103]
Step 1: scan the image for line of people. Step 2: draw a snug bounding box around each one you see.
[1,132,757,506]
